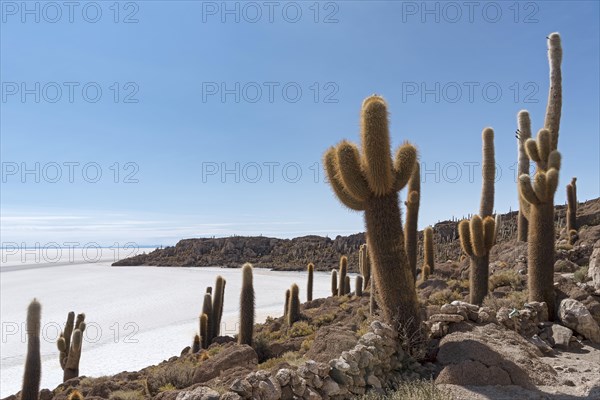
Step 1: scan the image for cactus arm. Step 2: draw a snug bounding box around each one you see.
[360,96,394,196]
[544,33,562,149]
[335,141,370,202]
[459,220,474,257]
[546,169,559,197]
[324,148,365,211]
[519,175,541,205]
[392,143,417,192]
[480,128,495,218]
[536,130,551,165]
[469,216,485,258]
[483,216,496,252]
[548,151,561,171]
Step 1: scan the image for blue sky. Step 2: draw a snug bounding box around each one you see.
[1,1,599,246]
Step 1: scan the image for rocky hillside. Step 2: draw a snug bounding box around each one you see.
[113,198,600,272]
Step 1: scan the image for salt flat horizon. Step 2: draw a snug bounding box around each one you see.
[0,253,339,396]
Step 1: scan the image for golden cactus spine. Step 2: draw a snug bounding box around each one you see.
[323,95,420,337]
[517,110,532,241]
[307,263,314,301]
[57,312,85,382]
[338,256,348,296]
[404,162,420,280]
[67,390,84,400]
[287,283,300,325]
[238,263,255,346]
[519,33,563,320]
[22,299,41,400]
[423,226,434,273]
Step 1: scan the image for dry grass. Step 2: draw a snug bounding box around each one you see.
[489,269,524,290]
[482,290,528,312]
[574,266,589,283]
[428,289,462,306]
[360,380,450,399]
[108,391,145,400]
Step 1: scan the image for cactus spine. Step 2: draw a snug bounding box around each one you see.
[358,244,371,289]
[566,177,577,239]
[67,391,84,400]
[287,283,301,325]
[307,263,314,301]
[519,33,562,320]
[331,270,338,296]
[212,276,226,338]
[22,299,41,400]
[356,275,363,297]
[338,256,348,296]
[200,313,209,349]
[517,111,532,241]
[323,95,420,336]
[57,312,85,382]
[423,226,434,273]
[404,162,420,280]
[238,263,255,346]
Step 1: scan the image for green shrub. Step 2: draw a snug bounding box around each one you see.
[428,289,461,306]
[489,270,523,290]
[574,266,589,283]
[288,321,314,338]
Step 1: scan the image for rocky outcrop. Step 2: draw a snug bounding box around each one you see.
[435,324,558,388]
[192,343,258,384]
[588,241,600,290]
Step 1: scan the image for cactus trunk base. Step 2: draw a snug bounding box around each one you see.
[528,202,556,320]
[469,254,489,305]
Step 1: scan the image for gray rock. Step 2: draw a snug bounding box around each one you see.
[548,324,573,347]
[440,304,458,314]
[176,386,220,400]
[451,300,479,311]
[588,242,600,290]
[558,298,600,343]
[321,378,341,396]
[230,379,252,398]
[429,314,464,323]
[275,368,291,386]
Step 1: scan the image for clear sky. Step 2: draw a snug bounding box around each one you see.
[1,1,599,247]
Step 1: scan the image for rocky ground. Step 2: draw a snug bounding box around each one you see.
[7,198,600,399]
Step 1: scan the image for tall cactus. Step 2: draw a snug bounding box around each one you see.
[404,162,420,280]
[323,95,419,336]
[566,177,577,238]
[331,270,338,296]
[459,216,496,305]
[519,33,563,320]
[57,312,85,382]
[212,276,226,338]
[307,263,314,301]
[358,244,371,289]
[423,226,434,273]
[287,283,301,325]
[480,127,495,218]
[238,263,255,346]
[284,289,290,317]
[22,299,41,400]
[202,293,213,344]
[517,111,532,241]
[338,256,348,296]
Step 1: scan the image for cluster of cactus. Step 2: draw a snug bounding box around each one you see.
[566,177,578,243]
[193,275,227,351]
[518,33,563,320]
[323,95,420,338]
[22,299,41,400]
[238,263,255,345]
[57,311,86,382]
[358,244,371,289]
[287,283,301,325]
[459,128,496,305]
[404,163,421,280]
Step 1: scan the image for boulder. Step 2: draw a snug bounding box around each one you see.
[305,326,358,363]
[176,386,220,400]
[558,298,600,343]
[548,324,573,347]
[588,241,600,290]
[193,344,258,383]
[435,324,557,388]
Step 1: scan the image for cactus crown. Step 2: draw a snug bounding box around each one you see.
[324,95,416,209]
[459,215,496,258]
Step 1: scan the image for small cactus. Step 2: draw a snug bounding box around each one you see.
[331,270,338,296]
[22,299,41,400]
[67,391,84,400]
[192,334,201,354]
[200,313,209,349]
[358,244,371,289]
[566,177,577,241]
[287,283,301,325]
[338,256,348,296]
[57,312,86,382]
[355,275,364,297]
[345,276,351,295]
[459,216,496,305]
[423,226,434,273]
[238,263,255,346]
[420,264,431,283]
[307,263,314,302]
[284,289,290,317]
